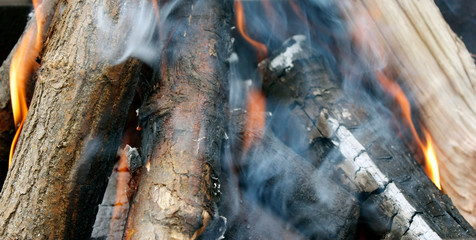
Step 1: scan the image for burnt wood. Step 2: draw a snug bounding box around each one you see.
[337,0,476,226]
[259,36,476,239]
[123,0,231,239]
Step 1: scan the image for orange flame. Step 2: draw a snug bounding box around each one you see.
[234,0,268,61]
[348,6,441,190]
[376,71,441,189]
[242,89,266,155]
[9,0,44,168]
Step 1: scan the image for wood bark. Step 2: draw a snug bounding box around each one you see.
[259,36,476,238]
[124,0,230,239]
[337,0,476,227]
[0,2,58,187]
[0,1,142,239]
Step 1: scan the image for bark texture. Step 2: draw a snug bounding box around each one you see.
[0,1,59,187]
[124,0,230,239]
[338,0,476,227]
[0,1,141,239]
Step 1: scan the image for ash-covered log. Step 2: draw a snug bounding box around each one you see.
[258,35,476,239]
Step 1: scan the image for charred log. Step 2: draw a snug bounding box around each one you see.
[0,1,142,239]
[123,0,231,239]
[259,36,476,239]
[240,129,359,239]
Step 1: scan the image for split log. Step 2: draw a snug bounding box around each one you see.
[123,0,231,239]
[0,1,142,239]
[259,36,476,238]
[337,0,476,227]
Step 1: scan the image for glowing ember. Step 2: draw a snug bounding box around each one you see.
[234,0,268,61]
[9,0,44,168]
[145,161,150,172]
[110,148,132,238]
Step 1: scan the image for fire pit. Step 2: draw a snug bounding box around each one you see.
[0,0,476,239]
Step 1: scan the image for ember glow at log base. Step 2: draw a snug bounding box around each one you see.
[0,0,475,239]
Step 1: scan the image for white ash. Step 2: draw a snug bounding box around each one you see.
[244,79,253,88]
[322,115,440,238]
[334,124,389,190]
[125,145,141,172]
[227,52,239,64]
[269,35,307,73]
[383,183,441,240]
[403,214,441,240]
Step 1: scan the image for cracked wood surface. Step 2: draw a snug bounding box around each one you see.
[0,1,141,239]
[338,0,476,227]
[124,1,231,239]
[260,37,476,238]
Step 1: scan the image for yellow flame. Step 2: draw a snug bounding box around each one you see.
[9,0,43,168]
[376,71,441,189]
[422,131,441,189]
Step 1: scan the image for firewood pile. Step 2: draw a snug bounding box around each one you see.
[1,0,476,239]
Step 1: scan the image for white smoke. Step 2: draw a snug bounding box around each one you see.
[96,0,181,66]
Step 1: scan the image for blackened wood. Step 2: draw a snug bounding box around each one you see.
[222,103,358,239]
[240,129,359,239]
[91,145,141,240]
[124,1,231,239]
[0,1,141,239]
[260,36,476,239]
[338,0,476,227]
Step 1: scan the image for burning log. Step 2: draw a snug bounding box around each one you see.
[0,53,15,186]
[0,1,142,238]
[0,0,58,187]
[1,0,476,238]
[337,0,476,227]
[258,36,476,238]
[123,0,231,239]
